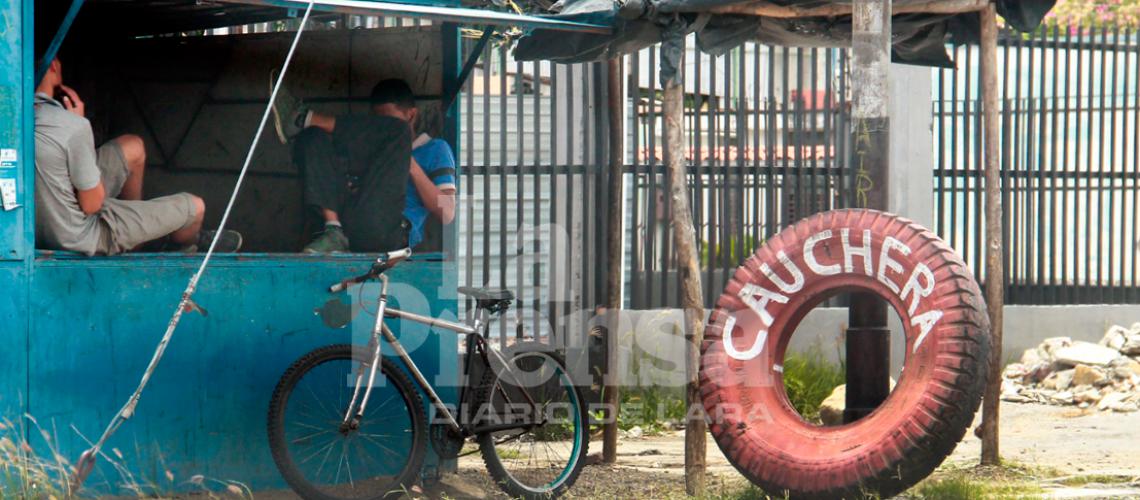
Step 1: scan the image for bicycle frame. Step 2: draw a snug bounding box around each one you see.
[342,274,535,436]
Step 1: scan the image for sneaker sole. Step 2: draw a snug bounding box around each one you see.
[270,69,288,145]
[302,248,348,254]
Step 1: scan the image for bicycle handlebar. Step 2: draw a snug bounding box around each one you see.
[328,248,413,293]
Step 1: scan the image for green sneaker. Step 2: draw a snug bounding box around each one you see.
[303,225,350,254]
[270,67,308,144]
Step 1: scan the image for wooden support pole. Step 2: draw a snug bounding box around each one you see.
[662,59,706,497]
[709,0,986,17]
[979,2,1004,466]
[602,57,624,465]
[845,0,892,424]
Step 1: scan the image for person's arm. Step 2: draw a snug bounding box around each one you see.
[64,113,105,215]
[409,157,456,224]
[76,184,105,216]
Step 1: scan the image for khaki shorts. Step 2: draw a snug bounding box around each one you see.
[93,141,198,255]
[97,141,131,198]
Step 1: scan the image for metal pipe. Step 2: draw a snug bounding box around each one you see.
[222,0,612,34]
[36,0,87,84]
[385,307,479,335]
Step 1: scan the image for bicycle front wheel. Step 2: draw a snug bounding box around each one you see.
[268,344,426,500]
[476,345,588,500]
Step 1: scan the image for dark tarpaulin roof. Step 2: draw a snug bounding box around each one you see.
[514,0,1056,75]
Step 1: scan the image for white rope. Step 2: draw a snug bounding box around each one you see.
[71,2,316,488]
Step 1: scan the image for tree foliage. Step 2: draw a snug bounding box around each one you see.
[1045,0,1140,28]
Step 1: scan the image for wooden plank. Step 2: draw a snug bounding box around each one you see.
[710,0,987,17]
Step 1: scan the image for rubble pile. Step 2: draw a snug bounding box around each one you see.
[1001,324,1140,412]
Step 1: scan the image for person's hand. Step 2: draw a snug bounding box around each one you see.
[59,85,85,118]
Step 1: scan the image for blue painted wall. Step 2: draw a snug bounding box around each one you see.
[25,255,459,493]
[1,0,462,493]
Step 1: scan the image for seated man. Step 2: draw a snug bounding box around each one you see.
[273,78,456,253]
[34,58,241,255]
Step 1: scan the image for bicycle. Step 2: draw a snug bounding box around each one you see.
[267,249,589,500]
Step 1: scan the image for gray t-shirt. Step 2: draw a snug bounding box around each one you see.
[34,93,104,255]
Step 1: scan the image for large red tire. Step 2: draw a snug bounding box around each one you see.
[700,209,990,499]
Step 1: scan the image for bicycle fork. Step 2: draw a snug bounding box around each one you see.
[341,275,462,434]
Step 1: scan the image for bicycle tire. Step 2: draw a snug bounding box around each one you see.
[268,344,427,500]
[476,344,588,500]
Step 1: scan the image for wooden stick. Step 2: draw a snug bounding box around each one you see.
[979,1,1003,466]
[602,57,624,465]
[663,66,707,497]
[709,0,988,17]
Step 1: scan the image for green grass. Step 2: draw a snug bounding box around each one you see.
[911,475,1045,499]
[600,345,845,433]
[1055,474,1137,486]
[905,461,1059,500]
[496,448,525,460]
[781,347,845,422]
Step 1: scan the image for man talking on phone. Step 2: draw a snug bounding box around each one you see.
[33,57,242,255]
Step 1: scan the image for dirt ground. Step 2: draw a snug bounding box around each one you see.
[437,401,1140,499]
[253,401,1140,499]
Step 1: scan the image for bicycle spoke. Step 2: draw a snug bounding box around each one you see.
[291,428,337,445]
[275,352,422,499]
[358,433,406,460]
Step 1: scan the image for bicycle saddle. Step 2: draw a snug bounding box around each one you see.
[458,287,514,302]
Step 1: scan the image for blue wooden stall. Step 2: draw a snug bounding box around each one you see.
[2,0,606,494]
[0,0,603,493]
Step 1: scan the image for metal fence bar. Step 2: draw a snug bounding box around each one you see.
[452,27,1140,328]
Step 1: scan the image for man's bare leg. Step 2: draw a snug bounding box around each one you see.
[115,134,147,201]
[308,112,336,134]
[170,195,206,246]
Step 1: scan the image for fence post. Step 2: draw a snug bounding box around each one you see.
[845,0,893,423]
[979,2,1004,466]
[602,57,624,465]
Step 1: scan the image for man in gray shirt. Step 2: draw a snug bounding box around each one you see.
[35,58,241,255]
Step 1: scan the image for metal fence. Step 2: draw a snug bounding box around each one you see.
[458,26,1140,328]
[624,44,852,309]
[935,27,1140,305]
[456,40,610,345]
[457,38,854,323]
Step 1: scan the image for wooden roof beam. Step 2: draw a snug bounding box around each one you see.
[710,0,989,17]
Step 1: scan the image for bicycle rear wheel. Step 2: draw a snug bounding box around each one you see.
[268,344,426,500]
[476,345,588,500]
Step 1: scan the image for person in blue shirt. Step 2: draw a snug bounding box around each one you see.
[273,78,456,252]
[407,129,457,248]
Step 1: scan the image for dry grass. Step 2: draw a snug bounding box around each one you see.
[0,415,252,499]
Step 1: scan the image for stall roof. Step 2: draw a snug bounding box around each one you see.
[46,0,608,39]
[514,0,1057,72]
